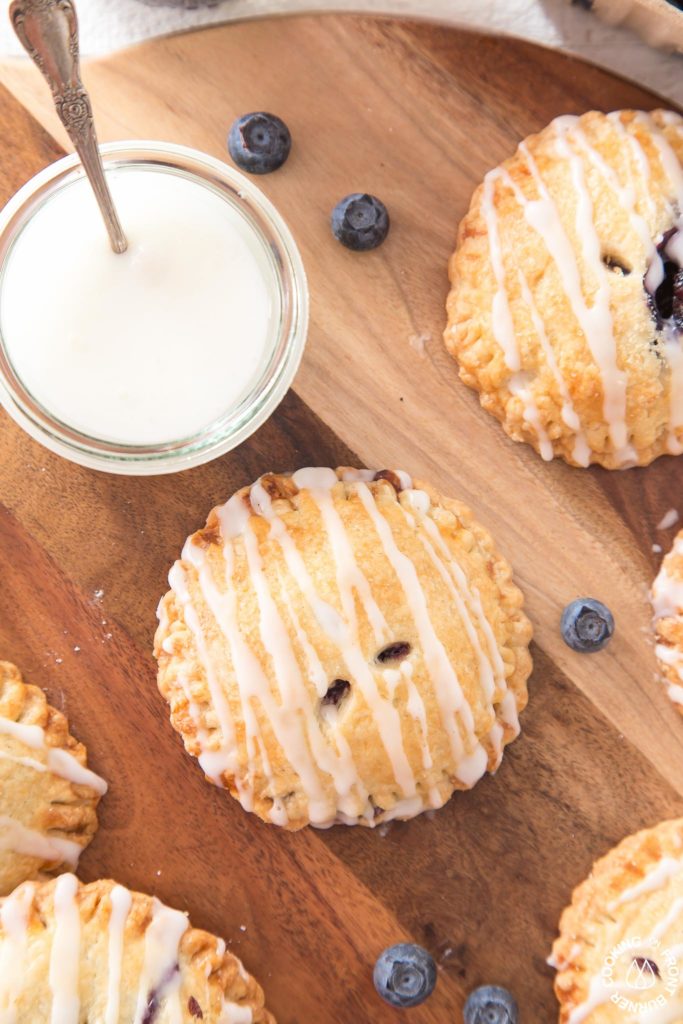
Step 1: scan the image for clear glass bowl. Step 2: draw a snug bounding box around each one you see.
[0,141,308,475]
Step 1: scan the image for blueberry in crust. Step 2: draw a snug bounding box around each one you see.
[155,467,532,830]
[445,109,683,469]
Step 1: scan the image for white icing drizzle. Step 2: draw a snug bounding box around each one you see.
[167,560,246,801]
[495,135,634,463]
[612,857,683,908]
[0,880,256,1024]
[0,882,35,1024]
[49,873,81,1024]
[561,847,683,1023]
[655,644,683,705]
[554,113,683,456]
[104,885,132,1024]
[133,899,188,1024]
[220,1000,254,1024]
[165,470,514,825]
[508,370,554,462]
[354,479,487,782]
[481,171,521,372]
[0,715,107,795]
[653,538,683,619]
[517,268,591,466]
[646,895,683,944]
[183,529,361,825]
[482,111,683,465]
[0,816,81,868]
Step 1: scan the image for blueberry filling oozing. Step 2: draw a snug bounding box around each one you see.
[376,641,412,663]
[646,225,683,332]
[321,678,351,708]
[373,469,404,492]
[188,996,204,1019]
[141,965,180,1024]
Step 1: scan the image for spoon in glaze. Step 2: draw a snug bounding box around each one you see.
[10,0,128,254]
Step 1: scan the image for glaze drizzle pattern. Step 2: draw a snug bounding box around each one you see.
[155,468,532,830]
[446,109,683,468]
[0,875,273,1023]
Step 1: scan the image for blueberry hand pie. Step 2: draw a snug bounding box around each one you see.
[551,818,683,1021]
[0,660,106,895]
[445,110,683,468]
[0,874,273,1022]
[155,468,532,830]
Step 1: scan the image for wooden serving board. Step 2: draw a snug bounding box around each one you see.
[1,15,683,1022]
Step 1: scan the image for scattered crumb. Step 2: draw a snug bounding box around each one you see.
[156,870,161,877]
[409,331,431,357]
[657,508,679,530]
[239,925,247,932]
[438,946,454,965]
[93,588,104,601]
[73,645,80,653]
[653,543,663,554]
[55,657,63,665]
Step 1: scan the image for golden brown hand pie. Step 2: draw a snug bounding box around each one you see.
[0,874,274,1022]
[445,109,683,468]
[0,660,106,895]
[155,467,532,830]
[552,818,683,1022]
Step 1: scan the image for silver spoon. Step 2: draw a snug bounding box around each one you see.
[10,0,128,254]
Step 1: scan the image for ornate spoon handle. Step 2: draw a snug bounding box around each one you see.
[10,0,128,254]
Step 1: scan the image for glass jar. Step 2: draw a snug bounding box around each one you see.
[0,141,308,475]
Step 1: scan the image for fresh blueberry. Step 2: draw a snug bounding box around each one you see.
[561,598,615,653]
[331,193,389,251]
[373,943,436,1008]
[463,985,519,1024]
[227,113,291,174]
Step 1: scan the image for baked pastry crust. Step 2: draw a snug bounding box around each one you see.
[0,874,274,1023]
[155,467,532,830]
[0,660,106,895]
[652,529,683,714]
[445,109,683,469]
[552,818,683,1022]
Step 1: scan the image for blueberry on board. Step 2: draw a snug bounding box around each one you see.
[331,193,390,251]
[373,943,436,1008]
[227,113,291,174]
[561,598,615,653]
[463,985,519,1024]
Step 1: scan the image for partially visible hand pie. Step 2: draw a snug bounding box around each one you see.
[445,109,683,469]
[155,467,532,830]
[0,874,274,1023]
[551,818,683,1022]
[0,660,106,895]
[652,529,683,713]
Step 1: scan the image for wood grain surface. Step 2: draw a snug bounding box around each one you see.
[1,15,683,1022]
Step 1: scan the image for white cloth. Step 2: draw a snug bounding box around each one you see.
[0,0,681,106]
